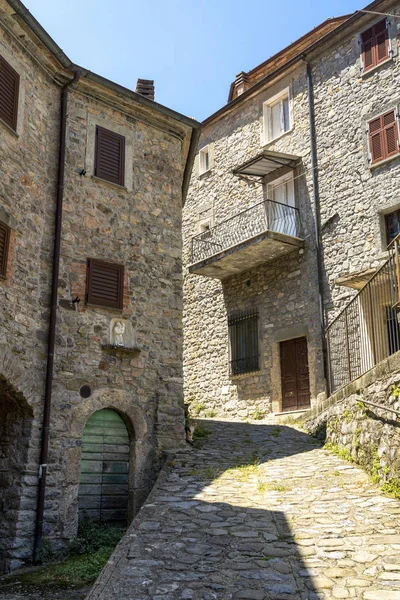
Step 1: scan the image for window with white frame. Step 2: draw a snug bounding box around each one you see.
[263,89,291,143]
[199,146,211,174]
[267,172,295,206]
[266,172,298,236]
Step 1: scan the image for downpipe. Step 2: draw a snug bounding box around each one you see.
[33,70,81,564]
[303,57,331,396]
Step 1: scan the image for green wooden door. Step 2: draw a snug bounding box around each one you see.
[78,409,130,524]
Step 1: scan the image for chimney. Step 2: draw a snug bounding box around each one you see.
[136,79,155,101]
[234,71,250,97]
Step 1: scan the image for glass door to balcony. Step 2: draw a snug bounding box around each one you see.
[267,173,297,237]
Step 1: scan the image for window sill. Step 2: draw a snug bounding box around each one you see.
[231,369,261,380]
[198,168,212,180]
[0,117,19,138]
[369,152,400,170]
[360,56,394,79]
[91,175,128,191]
[85,302,123,312]
[262,127,293,147]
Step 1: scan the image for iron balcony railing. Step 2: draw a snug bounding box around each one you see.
[327,234,400,394]
[191,199,301,264]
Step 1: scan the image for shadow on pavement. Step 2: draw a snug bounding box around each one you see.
[87,419,321,600]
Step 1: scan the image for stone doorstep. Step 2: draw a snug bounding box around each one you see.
[274,409,308,417]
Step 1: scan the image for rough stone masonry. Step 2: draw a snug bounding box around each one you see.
[0,0,199,573]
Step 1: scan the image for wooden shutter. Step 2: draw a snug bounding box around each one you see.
[368,110,398,164]
[0,222,10,278]
[86,258,124,309]
[94,126,125,186]
[383,111,398,158]
[375,19,389,64]
[0,56,19,130]
[361,26,374,71]
[361,19,389,72]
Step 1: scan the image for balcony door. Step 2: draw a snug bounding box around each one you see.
[267,172,297,237]
[280,337,310,412]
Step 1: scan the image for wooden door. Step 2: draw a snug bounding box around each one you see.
[78,409,130,524]
[280,337,311,411]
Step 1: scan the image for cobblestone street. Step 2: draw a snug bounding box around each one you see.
[87,419,400,600]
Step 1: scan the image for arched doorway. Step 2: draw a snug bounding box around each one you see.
[78,409,130,525]
[0,374,33,573]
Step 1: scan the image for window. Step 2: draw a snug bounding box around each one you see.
[368,110,399,165]
[361,19,390,73]
[199,146,210,175]
[94,126,126,186]
[0,222,10,278]
[263,89,291,143]
[0,55,19,131]
[228,310,259,375]
[267,173,298,236]
[86,258,124,309]
[385,209,400,245]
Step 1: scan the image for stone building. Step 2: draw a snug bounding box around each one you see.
[183,0,400,417]
[0,0,200,572]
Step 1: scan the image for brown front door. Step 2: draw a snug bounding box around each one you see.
[280,337,311,412]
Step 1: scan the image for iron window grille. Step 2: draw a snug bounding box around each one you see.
[228,310,259,376]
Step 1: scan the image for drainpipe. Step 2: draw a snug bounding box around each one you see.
[303,57,330,396]
[33,69,81,564]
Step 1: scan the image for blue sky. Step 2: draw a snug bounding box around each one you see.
[24,0,364,121]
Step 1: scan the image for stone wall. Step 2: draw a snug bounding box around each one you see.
[312,7,400,320]
[183,5,400,418]
[303,351,400,490]
[183,67,325,417]
[0,3,59,569]
[0,0,195,572]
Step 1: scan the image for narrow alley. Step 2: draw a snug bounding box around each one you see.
[86,419,400,600]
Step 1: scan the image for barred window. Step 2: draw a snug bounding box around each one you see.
[228,310,259,376]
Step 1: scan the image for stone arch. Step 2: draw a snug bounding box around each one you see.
[62,389,153,539]
[0,373,34,573]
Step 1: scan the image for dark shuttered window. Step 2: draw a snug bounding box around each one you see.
[385,210,400,245]
[0,222,10,278]
[368,110,399,164]
[361,19,389,72]
[94,126,125,186]
[86,259,124,309]
[228,310,259,376]
[0,55,19,131]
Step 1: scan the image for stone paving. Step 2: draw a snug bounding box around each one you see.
[87,419,400,600]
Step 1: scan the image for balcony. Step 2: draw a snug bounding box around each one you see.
[189,199,304,279]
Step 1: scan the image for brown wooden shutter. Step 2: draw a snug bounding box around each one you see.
[86,259,124,309]
[369,110,398,164]
[361,26,374,71]
[383,111,398,158]
[0,222,10,278]
[94,126,125,186]
[0,56,19,130]
[375,19,389,63]
[361,19,389,72]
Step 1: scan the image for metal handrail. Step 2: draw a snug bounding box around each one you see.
[360,399,400,418]
[191,198,300,243]
[191,198,302,264]
[327,236,400,394]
